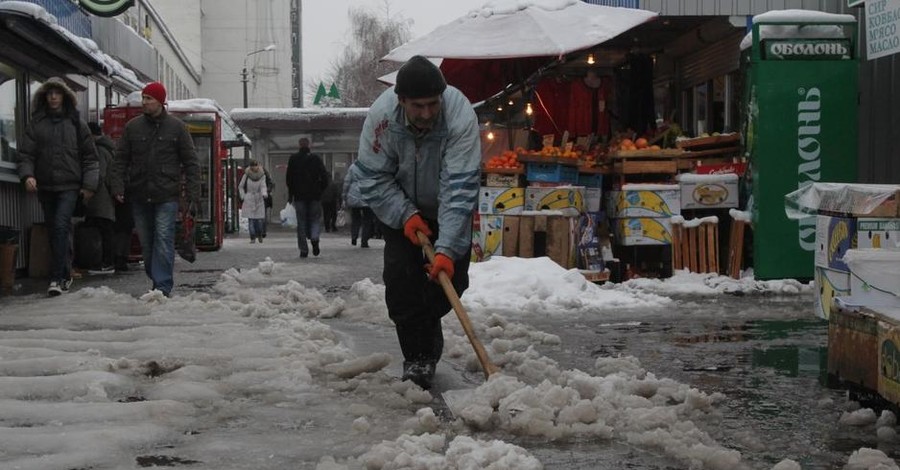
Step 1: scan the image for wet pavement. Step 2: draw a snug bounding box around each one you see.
[2,227,895,469]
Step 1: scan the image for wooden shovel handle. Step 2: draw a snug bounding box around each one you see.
[417,231,499,378]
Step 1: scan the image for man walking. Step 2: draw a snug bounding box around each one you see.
[112,82,200,297]
[355,56,481,388]
[17,77,99,296]
[285,138,329,257]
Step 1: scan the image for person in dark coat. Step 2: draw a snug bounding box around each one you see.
[320,175,341,232]
[343,163,373,247]
[83,122,120,274]
[17,77,99,296]
[112,82,200,297]
[284,137,328,257]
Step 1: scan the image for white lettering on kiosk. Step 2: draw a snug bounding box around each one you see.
[797,88,821,251]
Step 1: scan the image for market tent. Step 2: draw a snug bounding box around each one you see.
[382,0,657,103]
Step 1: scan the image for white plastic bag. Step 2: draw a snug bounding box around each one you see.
[279,202,297,227]
[335,209,347,228]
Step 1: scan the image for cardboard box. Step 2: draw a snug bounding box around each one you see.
[471,212,484,263]
[845,249,900,308]
[613,217,673,246]
[878,319,900,406]
[678,174,739,210]
[524,186,585,212]
[857,218,900,250]
[478,187,524,215]
[828,304,879,389]
[814,266,851,319]
[585,187,602,213]
[814,215,856,272]
[480,215,505,259]
[606,185,681,218]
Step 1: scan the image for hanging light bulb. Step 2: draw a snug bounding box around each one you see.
[525,102,533,116]
[487,130,495,140]
[587,53,595,65]
[508,98,514,106]
[497,104,503,112]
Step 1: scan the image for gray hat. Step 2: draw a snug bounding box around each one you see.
[394,56,447,99]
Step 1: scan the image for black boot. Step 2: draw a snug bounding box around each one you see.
[311,240,320,256]
[402,360,436,389]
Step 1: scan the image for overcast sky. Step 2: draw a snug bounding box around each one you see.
[301,0,484,85]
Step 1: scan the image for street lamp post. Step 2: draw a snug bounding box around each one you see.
[241,44,276,108]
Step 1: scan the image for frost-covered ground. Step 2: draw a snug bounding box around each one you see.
[0,255,895,470]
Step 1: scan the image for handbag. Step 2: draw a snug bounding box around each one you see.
[176,203,197,263]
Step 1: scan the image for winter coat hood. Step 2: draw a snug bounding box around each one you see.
[31,77,79,118]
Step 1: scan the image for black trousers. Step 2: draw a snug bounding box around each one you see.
[322,201,338,232]
[381,220,471,363]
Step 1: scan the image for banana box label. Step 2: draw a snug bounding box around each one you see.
[858,218,900,250]
[607,187,681,218]
[524,187,585,212]
[813,266,850,319]
[480,215,505,259]
[679,180,739,209]
[471,212,484,263]
[814,215,856,272]
[478,187,524,215]
[614,217,673,246]
[878,323,900,406]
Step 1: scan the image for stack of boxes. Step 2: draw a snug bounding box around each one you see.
[606,184,680,246]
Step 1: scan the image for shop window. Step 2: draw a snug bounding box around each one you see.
[693,82,708,136]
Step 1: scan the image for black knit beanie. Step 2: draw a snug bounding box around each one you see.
[394,56,447,99]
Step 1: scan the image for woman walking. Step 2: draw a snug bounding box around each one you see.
[239,160,269,243]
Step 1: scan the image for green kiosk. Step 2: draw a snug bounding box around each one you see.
[743,11,859,280]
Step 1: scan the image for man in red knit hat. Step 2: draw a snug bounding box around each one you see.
[112,82,199,297]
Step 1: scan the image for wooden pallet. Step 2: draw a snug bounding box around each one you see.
[676,133,740,150]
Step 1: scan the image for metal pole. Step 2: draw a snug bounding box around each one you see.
[241,67,248,109]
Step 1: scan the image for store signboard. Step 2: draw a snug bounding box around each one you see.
[867,0,900,60]
[78,0,134,17]
[764,39,853,60]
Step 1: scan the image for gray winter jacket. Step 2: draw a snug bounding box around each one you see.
[84,135,119,221]
[354,85,481,260]
[342,164,366,209]
[17,77,99,193]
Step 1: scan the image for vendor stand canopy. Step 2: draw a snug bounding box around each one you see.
[382,0,657,104]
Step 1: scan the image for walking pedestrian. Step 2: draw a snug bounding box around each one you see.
[285,138,328,257]
[343,163,373,248]
[261,167,274,238]
[355,56,481,388]
[112,82,200,297]
[84,122,120,274]
[17,77,99,296]
[238,160,269,243]
[320,176,341,232]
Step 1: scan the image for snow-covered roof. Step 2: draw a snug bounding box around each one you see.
[0,1,143,90]
[230,108,369,132]
[739,9,856,51]
[785,182,900,219]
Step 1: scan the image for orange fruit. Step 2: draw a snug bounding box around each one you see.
[635,138,648,149]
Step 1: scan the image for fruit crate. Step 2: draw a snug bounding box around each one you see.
[526,162,578,184]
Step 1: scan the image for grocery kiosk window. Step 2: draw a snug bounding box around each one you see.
[0,62,19,164]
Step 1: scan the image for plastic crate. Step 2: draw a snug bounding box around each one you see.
[526,162,578,184]
[577,172,603,188]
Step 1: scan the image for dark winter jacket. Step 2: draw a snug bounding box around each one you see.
[114,109,200,204]
[84,135,119,221]
[285,148,328,202]
[17,77,99,193]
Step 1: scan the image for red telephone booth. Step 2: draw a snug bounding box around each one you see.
[103,99,227,251]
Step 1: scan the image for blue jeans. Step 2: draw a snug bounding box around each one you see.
[293,199,322,254]
[131,201,178,296]
[38,190,78,283]
[249,218,264,239]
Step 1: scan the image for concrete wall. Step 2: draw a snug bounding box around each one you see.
[199,0,294,112]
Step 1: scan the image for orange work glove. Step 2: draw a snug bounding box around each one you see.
[427,253,454,282]
[403,213,432,246]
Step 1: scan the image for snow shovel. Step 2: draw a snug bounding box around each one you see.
[417,231,499,380]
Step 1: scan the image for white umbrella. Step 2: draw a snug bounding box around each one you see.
[384,0,657,62]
